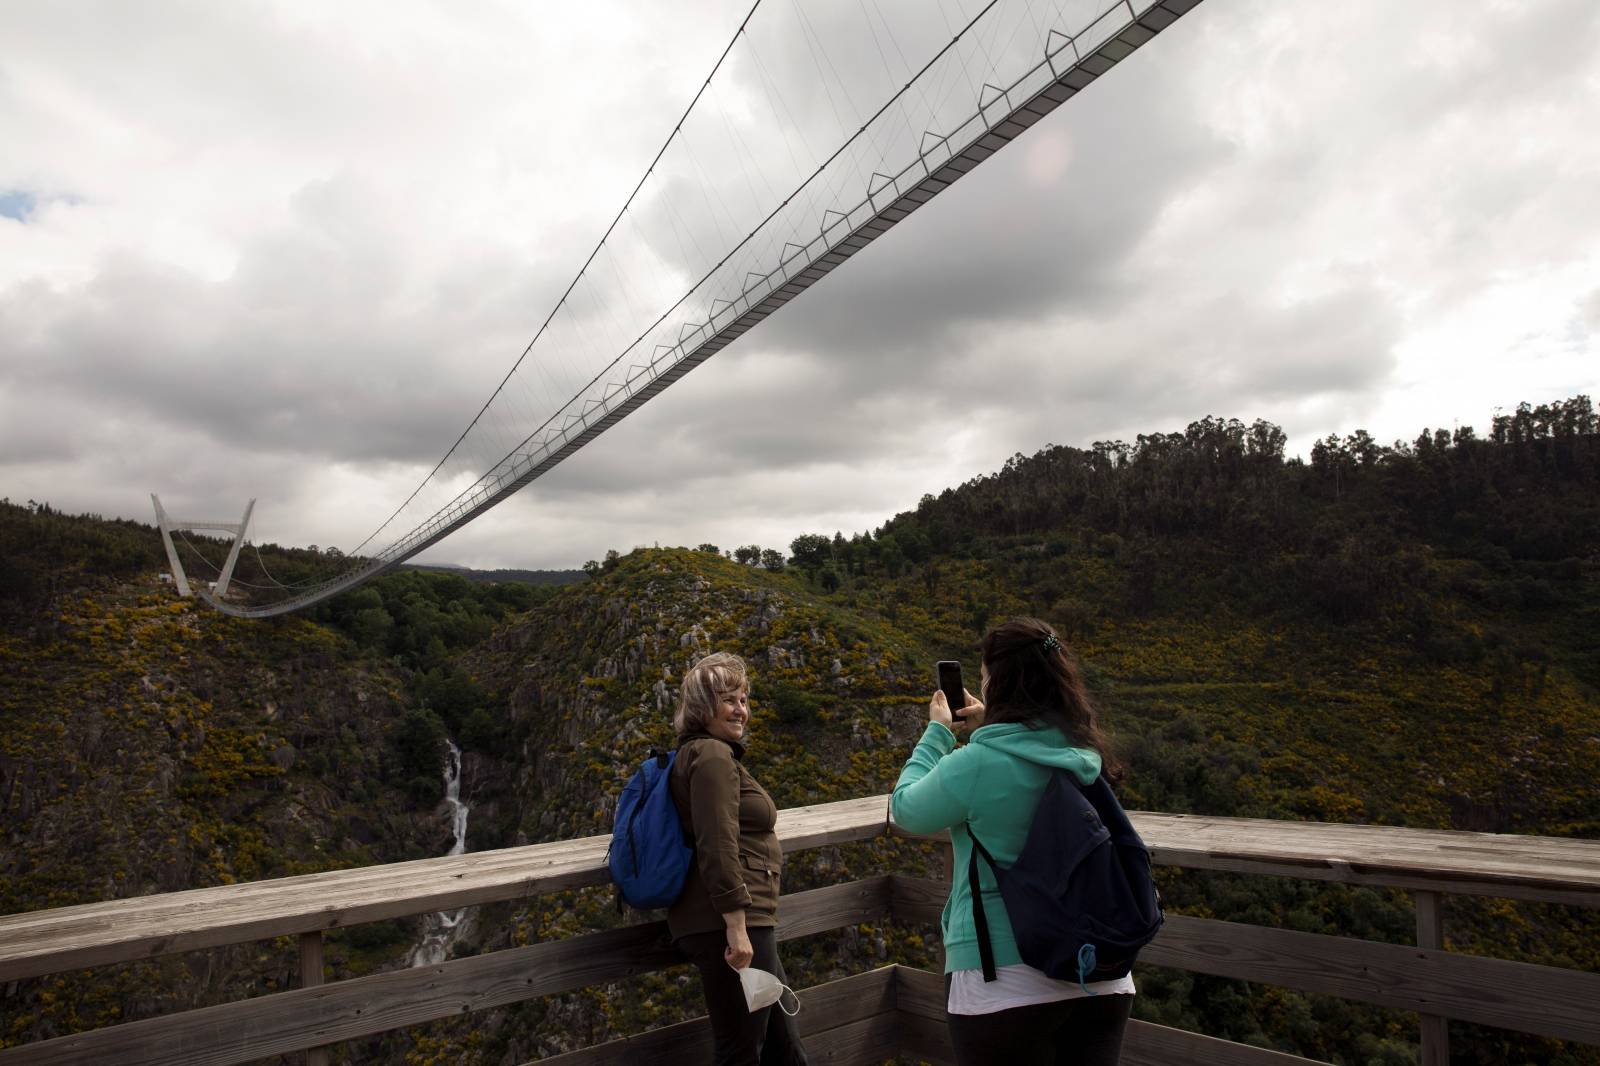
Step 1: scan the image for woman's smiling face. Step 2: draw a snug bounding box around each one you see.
[707,686,750,743]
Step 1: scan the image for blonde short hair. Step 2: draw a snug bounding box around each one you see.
[674,652,748,736]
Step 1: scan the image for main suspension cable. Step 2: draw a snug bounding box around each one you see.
[348,0,766,559]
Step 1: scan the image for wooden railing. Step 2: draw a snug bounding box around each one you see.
[1,798,1597,1065]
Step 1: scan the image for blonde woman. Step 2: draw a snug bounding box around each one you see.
[668,652,808,1066]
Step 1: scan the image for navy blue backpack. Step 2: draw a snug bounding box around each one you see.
[968,769,1163,986]
[608,749,694,910]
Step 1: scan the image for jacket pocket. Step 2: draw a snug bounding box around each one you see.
[739,853,779,879]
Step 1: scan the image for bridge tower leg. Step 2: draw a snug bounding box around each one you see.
[213,499,255,600]
[151,494,191,597]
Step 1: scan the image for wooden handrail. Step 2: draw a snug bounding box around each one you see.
[5,795,1599,984]
[1126,812,1600,906]
[0,794,889,983]
[894,810,1600,907]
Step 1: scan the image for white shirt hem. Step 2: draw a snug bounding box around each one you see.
[946,963,1136,1016]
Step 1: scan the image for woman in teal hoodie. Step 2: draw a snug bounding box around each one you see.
[892,618,1132,1066]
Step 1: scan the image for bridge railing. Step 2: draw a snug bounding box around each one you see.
[1,797,1597,1065]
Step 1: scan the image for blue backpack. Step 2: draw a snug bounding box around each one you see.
[968,770,1163,987]
[608,749,694,910]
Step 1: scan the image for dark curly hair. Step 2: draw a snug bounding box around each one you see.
[980,617,1122,783]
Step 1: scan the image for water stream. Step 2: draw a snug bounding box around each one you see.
[409,739,472,966]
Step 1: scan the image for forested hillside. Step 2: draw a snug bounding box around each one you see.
[779,396,1600,836]
[1,396,1596,1065]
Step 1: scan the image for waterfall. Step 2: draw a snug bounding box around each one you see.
[409,739,473,967]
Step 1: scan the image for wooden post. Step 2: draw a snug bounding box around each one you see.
[1415,890,1448,1066]
[299,931,330,1066]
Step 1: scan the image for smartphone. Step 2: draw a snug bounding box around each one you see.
[936,661,966,718]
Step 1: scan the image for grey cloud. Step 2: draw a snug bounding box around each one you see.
[4,3,515,162]
[908,280,1403,465]
[0,386,81,463]
[1580,289,1600,333]
[0,181,590,468]
[0,398,306,536]
[3,266,470,466]
[1189,287,1402,403]
[1407,0,1599,118]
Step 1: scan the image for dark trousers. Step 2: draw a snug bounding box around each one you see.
[944,976,1132,1066]
[676,926,809,1066]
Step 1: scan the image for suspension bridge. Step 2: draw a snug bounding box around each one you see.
[179,0,1204,617]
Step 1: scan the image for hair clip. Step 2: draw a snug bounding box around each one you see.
[1041,633,1061,652]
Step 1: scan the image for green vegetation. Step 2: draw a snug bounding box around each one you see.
[1,396,1596,1064]
[310,568,550,669]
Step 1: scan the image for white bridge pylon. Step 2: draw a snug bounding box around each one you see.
[151,494,255,601]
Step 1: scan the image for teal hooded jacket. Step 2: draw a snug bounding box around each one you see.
[891,719,1101,974]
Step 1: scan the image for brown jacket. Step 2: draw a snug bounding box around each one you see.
[666,733,783,939]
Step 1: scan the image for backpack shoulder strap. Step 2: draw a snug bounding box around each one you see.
[966,826,1000,982]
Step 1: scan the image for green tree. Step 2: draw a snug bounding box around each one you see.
[766,682,822,727]
[460,707,504,752]
[789,533,832,572]
[393,709,447,803]
[416,665,485,734]
[875,534,906,577]
[350,606,394,652]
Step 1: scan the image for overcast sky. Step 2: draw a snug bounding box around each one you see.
[3,0,1597,572]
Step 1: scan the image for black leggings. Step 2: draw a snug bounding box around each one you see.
[944,978,1132,1066]
[676,925,809,1066]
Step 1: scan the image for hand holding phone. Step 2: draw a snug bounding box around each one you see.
[936,661,966,719]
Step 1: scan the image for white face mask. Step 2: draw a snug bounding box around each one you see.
[736,965,800,1016]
